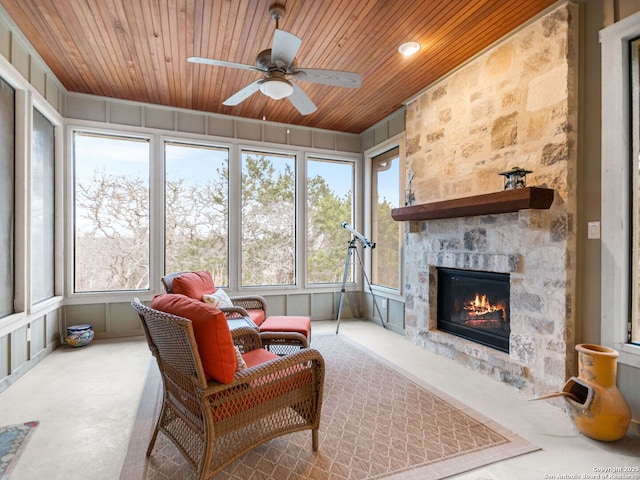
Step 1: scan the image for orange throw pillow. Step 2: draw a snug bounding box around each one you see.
[171,271,215,300]
[151,294,236,384]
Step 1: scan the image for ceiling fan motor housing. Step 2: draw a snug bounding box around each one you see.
[257,49,297,72]
[269,4,286,23]
[256,49,274,70]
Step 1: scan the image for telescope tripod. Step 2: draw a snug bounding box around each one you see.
[336,237,386,334]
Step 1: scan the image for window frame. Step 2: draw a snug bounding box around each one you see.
[30,107,57,304]
[364,134,406,300]
[163,138,231,286]
[1,80,64,325]
[304,153,357,287]
[0,76,16,321]
[65,126,361,300]
[68,127,153,296]
[370,145,401,291]
[600,12,640,367]
[24,95,64,317]
[631,37,640,346]
[239,147,298,288]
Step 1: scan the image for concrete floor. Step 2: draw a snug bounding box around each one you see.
[0,319,638,480]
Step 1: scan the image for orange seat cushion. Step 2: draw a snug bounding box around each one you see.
[211,349,311,422]
[260,316,311,338]
[241,348,279,368]
[171,271,215,300]
[247,309,265,326]
[151,294,236,384]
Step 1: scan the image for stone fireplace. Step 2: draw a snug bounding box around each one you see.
[398,2,578,396]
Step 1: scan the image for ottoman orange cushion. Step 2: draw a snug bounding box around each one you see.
[260,316,311,339]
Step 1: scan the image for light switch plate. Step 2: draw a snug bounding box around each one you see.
[587,221,601,239]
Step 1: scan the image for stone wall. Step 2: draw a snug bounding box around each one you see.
[402,2,578,395]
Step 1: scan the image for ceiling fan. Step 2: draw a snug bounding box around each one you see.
[188,3,362,115]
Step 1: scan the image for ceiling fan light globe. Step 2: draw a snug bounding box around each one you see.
[260,77,294,99]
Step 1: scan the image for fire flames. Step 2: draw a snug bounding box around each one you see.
[462,293,506,327]
[464,293,500,317]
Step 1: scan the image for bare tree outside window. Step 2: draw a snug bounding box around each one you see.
[74,136,357,292]
[164,142,229,285]
[73,133,150,292]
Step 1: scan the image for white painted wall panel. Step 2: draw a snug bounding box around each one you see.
[144,106,174,130]
[65,95,107,122]
[110,102,143,126]
[177,111,206,134]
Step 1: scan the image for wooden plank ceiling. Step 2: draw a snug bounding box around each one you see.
[0,0,558,134]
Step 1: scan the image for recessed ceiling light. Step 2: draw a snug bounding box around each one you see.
[398,42,421,56]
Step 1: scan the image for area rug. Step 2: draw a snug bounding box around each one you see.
[121,334,538,480]
[0,420,38,479]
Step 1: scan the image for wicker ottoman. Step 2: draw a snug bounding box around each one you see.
[259,315,311,355]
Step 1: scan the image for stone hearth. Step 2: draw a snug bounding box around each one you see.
[401,2,578,396]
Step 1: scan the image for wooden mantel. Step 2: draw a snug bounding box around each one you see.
[391,187,554,222]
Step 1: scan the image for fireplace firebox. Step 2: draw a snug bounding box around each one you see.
[437,267,510,352]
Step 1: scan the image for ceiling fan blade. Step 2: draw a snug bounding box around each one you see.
[222,80,263,106]
[291,68,362,88]
[188,56,265,73]
[287,82,317,115]
[271,29,302,69]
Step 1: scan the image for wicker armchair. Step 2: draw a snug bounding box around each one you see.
[131,298,325,480]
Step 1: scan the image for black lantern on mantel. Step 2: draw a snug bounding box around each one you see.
[499,166,532,190]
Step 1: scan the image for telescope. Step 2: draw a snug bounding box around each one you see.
[341,221,375,249]
[336,221,384,334]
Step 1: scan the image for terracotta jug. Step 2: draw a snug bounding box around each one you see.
[562,343,631,441]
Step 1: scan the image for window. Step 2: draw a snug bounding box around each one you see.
[164,142,229,285]
[306,158,354,284]
[241,150,295,286]
[630,37,640,344]
[371,147,400,290]
[601,13,640,366]
[73,132,150,292]
[31,109,55,302]
[0,77,14,317]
